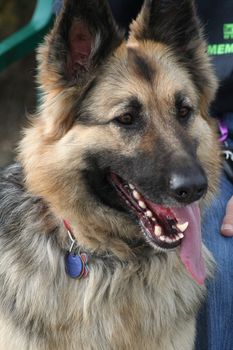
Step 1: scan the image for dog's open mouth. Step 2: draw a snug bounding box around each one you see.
[109,173,206,285]
[110,173,186,249]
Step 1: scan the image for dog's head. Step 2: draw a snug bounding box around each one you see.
[19,0,220,264]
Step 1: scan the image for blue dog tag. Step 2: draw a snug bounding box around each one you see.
[65,253,89,279]
[65,253,83,278]
[64,220,89,279]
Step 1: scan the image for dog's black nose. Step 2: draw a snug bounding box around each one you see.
[169,165,207,204]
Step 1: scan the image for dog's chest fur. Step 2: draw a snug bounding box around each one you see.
[0,164,207,350]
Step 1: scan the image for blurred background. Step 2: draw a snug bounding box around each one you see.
[0,0,41,167]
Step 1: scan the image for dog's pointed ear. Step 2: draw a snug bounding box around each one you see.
[130,0,200,51]
[38,0,123,89]
[129,0,217,100]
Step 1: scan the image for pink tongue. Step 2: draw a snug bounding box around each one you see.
[172,203,206,285]
[147,202,206,285]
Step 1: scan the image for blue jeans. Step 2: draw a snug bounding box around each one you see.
[196,115,233,350]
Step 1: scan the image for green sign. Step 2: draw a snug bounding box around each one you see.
[208,43,233,55]
[208,24,233,55]
[224,24,233,40]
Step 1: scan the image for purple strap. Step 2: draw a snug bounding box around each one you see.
[218,120,228,143]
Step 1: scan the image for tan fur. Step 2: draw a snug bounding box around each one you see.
[19,41,220,252]
[0,1,221,349]
[0,243,214,350]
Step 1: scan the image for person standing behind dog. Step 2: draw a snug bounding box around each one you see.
[193,1,233,350]
[53,1,233,349]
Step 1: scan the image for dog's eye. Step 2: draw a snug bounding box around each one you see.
[114,114,135,126]
[177,106,192,121]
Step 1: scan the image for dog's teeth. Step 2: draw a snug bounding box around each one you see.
[178,233,184,239]
[176,222,189,232]
[159,235,165,241]
[152,218,156,222]
[129,184,135,190]
[138,201,146,209]
[146,210,153,218]
[174,235,181,242]
[133,190,140,200]
[154,225,162,237]
[164,237,172,243]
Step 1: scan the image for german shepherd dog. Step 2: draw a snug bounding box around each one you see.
[0,0,220,349]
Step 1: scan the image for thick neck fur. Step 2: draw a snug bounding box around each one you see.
[0,163,213,350]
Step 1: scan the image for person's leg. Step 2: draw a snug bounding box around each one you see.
[196,173,233,350]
